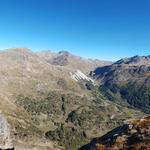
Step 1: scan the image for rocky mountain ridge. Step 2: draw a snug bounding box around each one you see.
[114,55,150,66]
[37,49,112,74]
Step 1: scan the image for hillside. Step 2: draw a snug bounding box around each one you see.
[91,55,150,113]
[0,47,145,150]
[80,115,150,150]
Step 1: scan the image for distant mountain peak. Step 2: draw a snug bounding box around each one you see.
[114,55,150,66]
[37,49,112,74]
[58,50,70,55]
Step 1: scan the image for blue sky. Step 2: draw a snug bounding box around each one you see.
[0,0,150,61]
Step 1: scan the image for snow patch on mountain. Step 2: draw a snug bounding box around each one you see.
[70,70,93,82]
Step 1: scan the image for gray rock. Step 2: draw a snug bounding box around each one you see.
[0,111,14,150]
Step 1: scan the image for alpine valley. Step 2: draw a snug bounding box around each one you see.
[0,47,149,150]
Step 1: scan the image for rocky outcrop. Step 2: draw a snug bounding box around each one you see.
[79,116,150,150]
[0,111,14,150]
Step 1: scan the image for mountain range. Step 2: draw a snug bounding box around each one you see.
[0,47,149,150]
[37,50,112,74]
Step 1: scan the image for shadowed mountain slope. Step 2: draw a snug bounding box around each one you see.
[91,55,150,113]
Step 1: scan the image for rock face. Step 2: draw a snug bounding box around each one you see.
[0,111,14,150]
[79,116,150,150]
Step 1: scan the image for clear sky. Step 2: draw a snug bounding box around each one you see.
[0,0,150,61]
